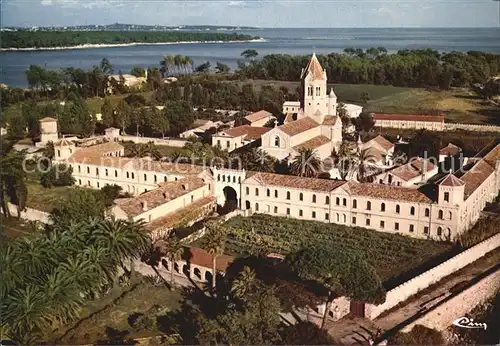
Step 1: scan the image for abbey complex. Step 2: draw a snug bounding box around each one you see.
[36,54,500,242]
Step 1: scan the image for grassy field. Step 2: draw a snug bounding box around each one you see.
[365,87,500,125]
[204,214,452,283]
[53,280,182,344]
[86,91,154,113]
[0,215,39,239]
[26,175,74,212]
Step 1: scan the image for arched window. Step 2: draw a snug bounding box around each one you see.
[255,203,259,211]
[312,194,316,203]
[437,227,443,236]
[353,199,357,209]
[425,208,430,217]
[336,197,340,205]
[274,206,278,214]
[238,177,241,183]
[410,206,415,215]
[233,176,236,183]
[274,136,280,147]
[367,201,371,210]
[343,214,346,223]
[343,198,347,206]
[325,196,330,205]
[396,204,400,214]
[222,175,226,182]
[246,187,249,195]
[274,190,278,198]
[287,191,291,200]
[267,189,270,197]
[448,211,452,220]
[438,210,444,219]
[336,213,340,222]
[255,188,259,196]
[381,203,386,212]
[299,193,303,201]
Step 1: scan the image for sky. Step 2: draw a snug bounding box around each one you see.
[2,0,500,28]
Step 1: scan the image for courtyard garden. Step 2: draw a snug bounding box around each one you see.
[208,214,453,284]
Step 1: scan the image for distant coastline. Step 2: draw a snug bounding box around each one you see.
[1,38,266,52]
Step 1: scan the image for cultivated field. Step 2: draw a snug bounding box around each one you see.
[215,214,452,282]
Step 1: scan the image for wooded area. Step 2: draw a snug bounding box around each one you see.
[2,30,257,49]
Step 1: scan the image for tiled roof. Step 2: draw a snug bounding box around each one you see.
[278,117,319,136]
[244,110,273,123]
[482,142,500,168]
[461,160,495,198]
[40,117,57,123]
[54,138,74,147]
[217,125,270,140]
[89,141,124,154]
[373,113,445,123]
[301,53,325,80]
[131,158,204,174]
[146,196,216,232]
[347,181,433,203]
[390,158,435,181]
[115,177,206,217]
[249,172,346,192]
[293,135,330,151]
[370,135,394,151]
[185,246,234,271]
[438,173,465,187]
[440,143,462,156]
[322,116,338,125]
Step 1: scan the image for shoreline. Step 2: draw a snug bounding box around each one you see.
[0,38,266,52]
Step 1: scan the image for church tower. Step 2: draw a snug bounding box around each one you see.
[301,53,328,123]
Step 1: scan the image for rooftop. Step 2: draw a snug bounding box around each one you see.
[301,53,325,80]
[389,158,436,182]
[440,143,462,156]
[244,110,273,123]
[438,173,465,187]
[367,135,394,152]
[278,117,318,136]
[216,125,271,140]
[372,113,445,123]
[115,177,206,217]
[248,172,346,192]
[347,181,433,203]
[322,115,338,126]
[293,135,330,151]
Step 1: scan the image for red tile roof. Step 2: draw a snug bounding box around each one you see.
[218,125,271,140]
[244,110,273,123]
[293,135,330,151]
[390,158,435,181]
[322,116,338,125]
[301,53,325,80]
[347,181,432,203]
[278,117,319,136]
[249,172,346,192]
[440,143,462,156]
[438,173,465,187]
[370,135,394,151]
[461,160,495,198]
[373,113,445,123]
[185,246,234,271]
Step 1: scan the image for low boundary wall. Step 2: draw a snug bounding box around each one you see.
[444,123,500,133]
[366,232,500,319]
[2,203,51,224]
[119,135,187,147]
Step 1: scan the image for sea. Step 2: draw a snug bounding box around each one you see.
[1,27,499,88]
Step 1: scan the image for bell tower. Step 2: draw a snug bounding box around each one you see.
[301,53,328,121]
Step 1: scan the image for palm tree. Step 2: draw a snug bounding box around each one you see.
[164,236,183,289]
[203,224,226,291]
[129,143,149,158]
[289,148,322,177]
[231,266,257,299]
[336,141,356,180]
[356,147,380,182]
[0,149,28,219]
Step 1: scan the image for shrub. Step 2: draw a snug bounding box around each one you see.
[40,163,75,188]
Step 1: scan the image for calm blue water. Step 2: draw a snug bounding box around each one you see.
[1,27,499,88]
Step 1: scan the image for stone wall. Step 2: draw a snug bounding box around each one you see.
[444,123,500,133]
[401,268,500,332]
[366,232,500,319]
[2,203,51,224]
[119,135,188,148]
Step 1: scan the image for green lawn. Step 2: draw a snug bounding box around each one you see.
[365,87,500,125]
[26,175,74,212]
[206,214,452,282]
[52,280,182,344]
[86,91,154,113]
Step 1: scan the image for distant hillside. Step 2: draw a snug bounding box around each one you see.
[1,30,260,49]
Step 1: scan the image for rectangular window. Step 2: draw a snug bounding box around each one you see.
[380,220,385,229]
[96,168,99,175]
[217,140,221,146]
[78,165,81,173]
[299,210,303,217]
[154,175,157,183]
[115,170,118,177]
[325,213,329,220]
[287,208,290,215]
[274,206,278,214]
[409,224,414,233]
[312,211,316,219]
[424,226,429,235]
[226,141,230,148]
[255,188,259,196]
[126,172,129,178]
[395,222,400,231]
[131,173,135,179]
[366,219,371,226]
[352,217,356,225]
[144,174,147,181]
[87,167,90,174]
[315,87,320,96]
[444,192,449,202]
[105,169,108,177]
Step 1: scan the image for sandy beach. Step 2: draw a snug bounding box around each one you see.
[1,38,266,52]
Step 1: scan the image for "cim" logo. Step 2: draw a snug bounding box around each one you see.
[452,317,487,330]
